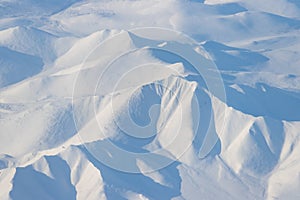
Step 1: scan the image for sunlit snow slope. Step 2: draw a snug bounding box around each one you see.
[1,0,300,200]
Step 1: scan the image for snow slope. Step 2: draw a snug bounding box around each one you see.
[0,0,300,199]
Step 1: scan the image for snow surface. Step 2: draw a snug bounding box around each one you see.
[1,0,300,199]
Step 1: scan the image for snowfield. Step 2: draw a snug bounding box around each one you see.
[0,0,300,199]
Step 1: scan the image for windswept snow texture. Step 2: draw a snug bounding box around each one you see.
[1,0,300,200]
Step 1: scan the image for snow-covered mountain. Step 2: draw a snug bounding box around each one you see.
[0,0,300,199]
